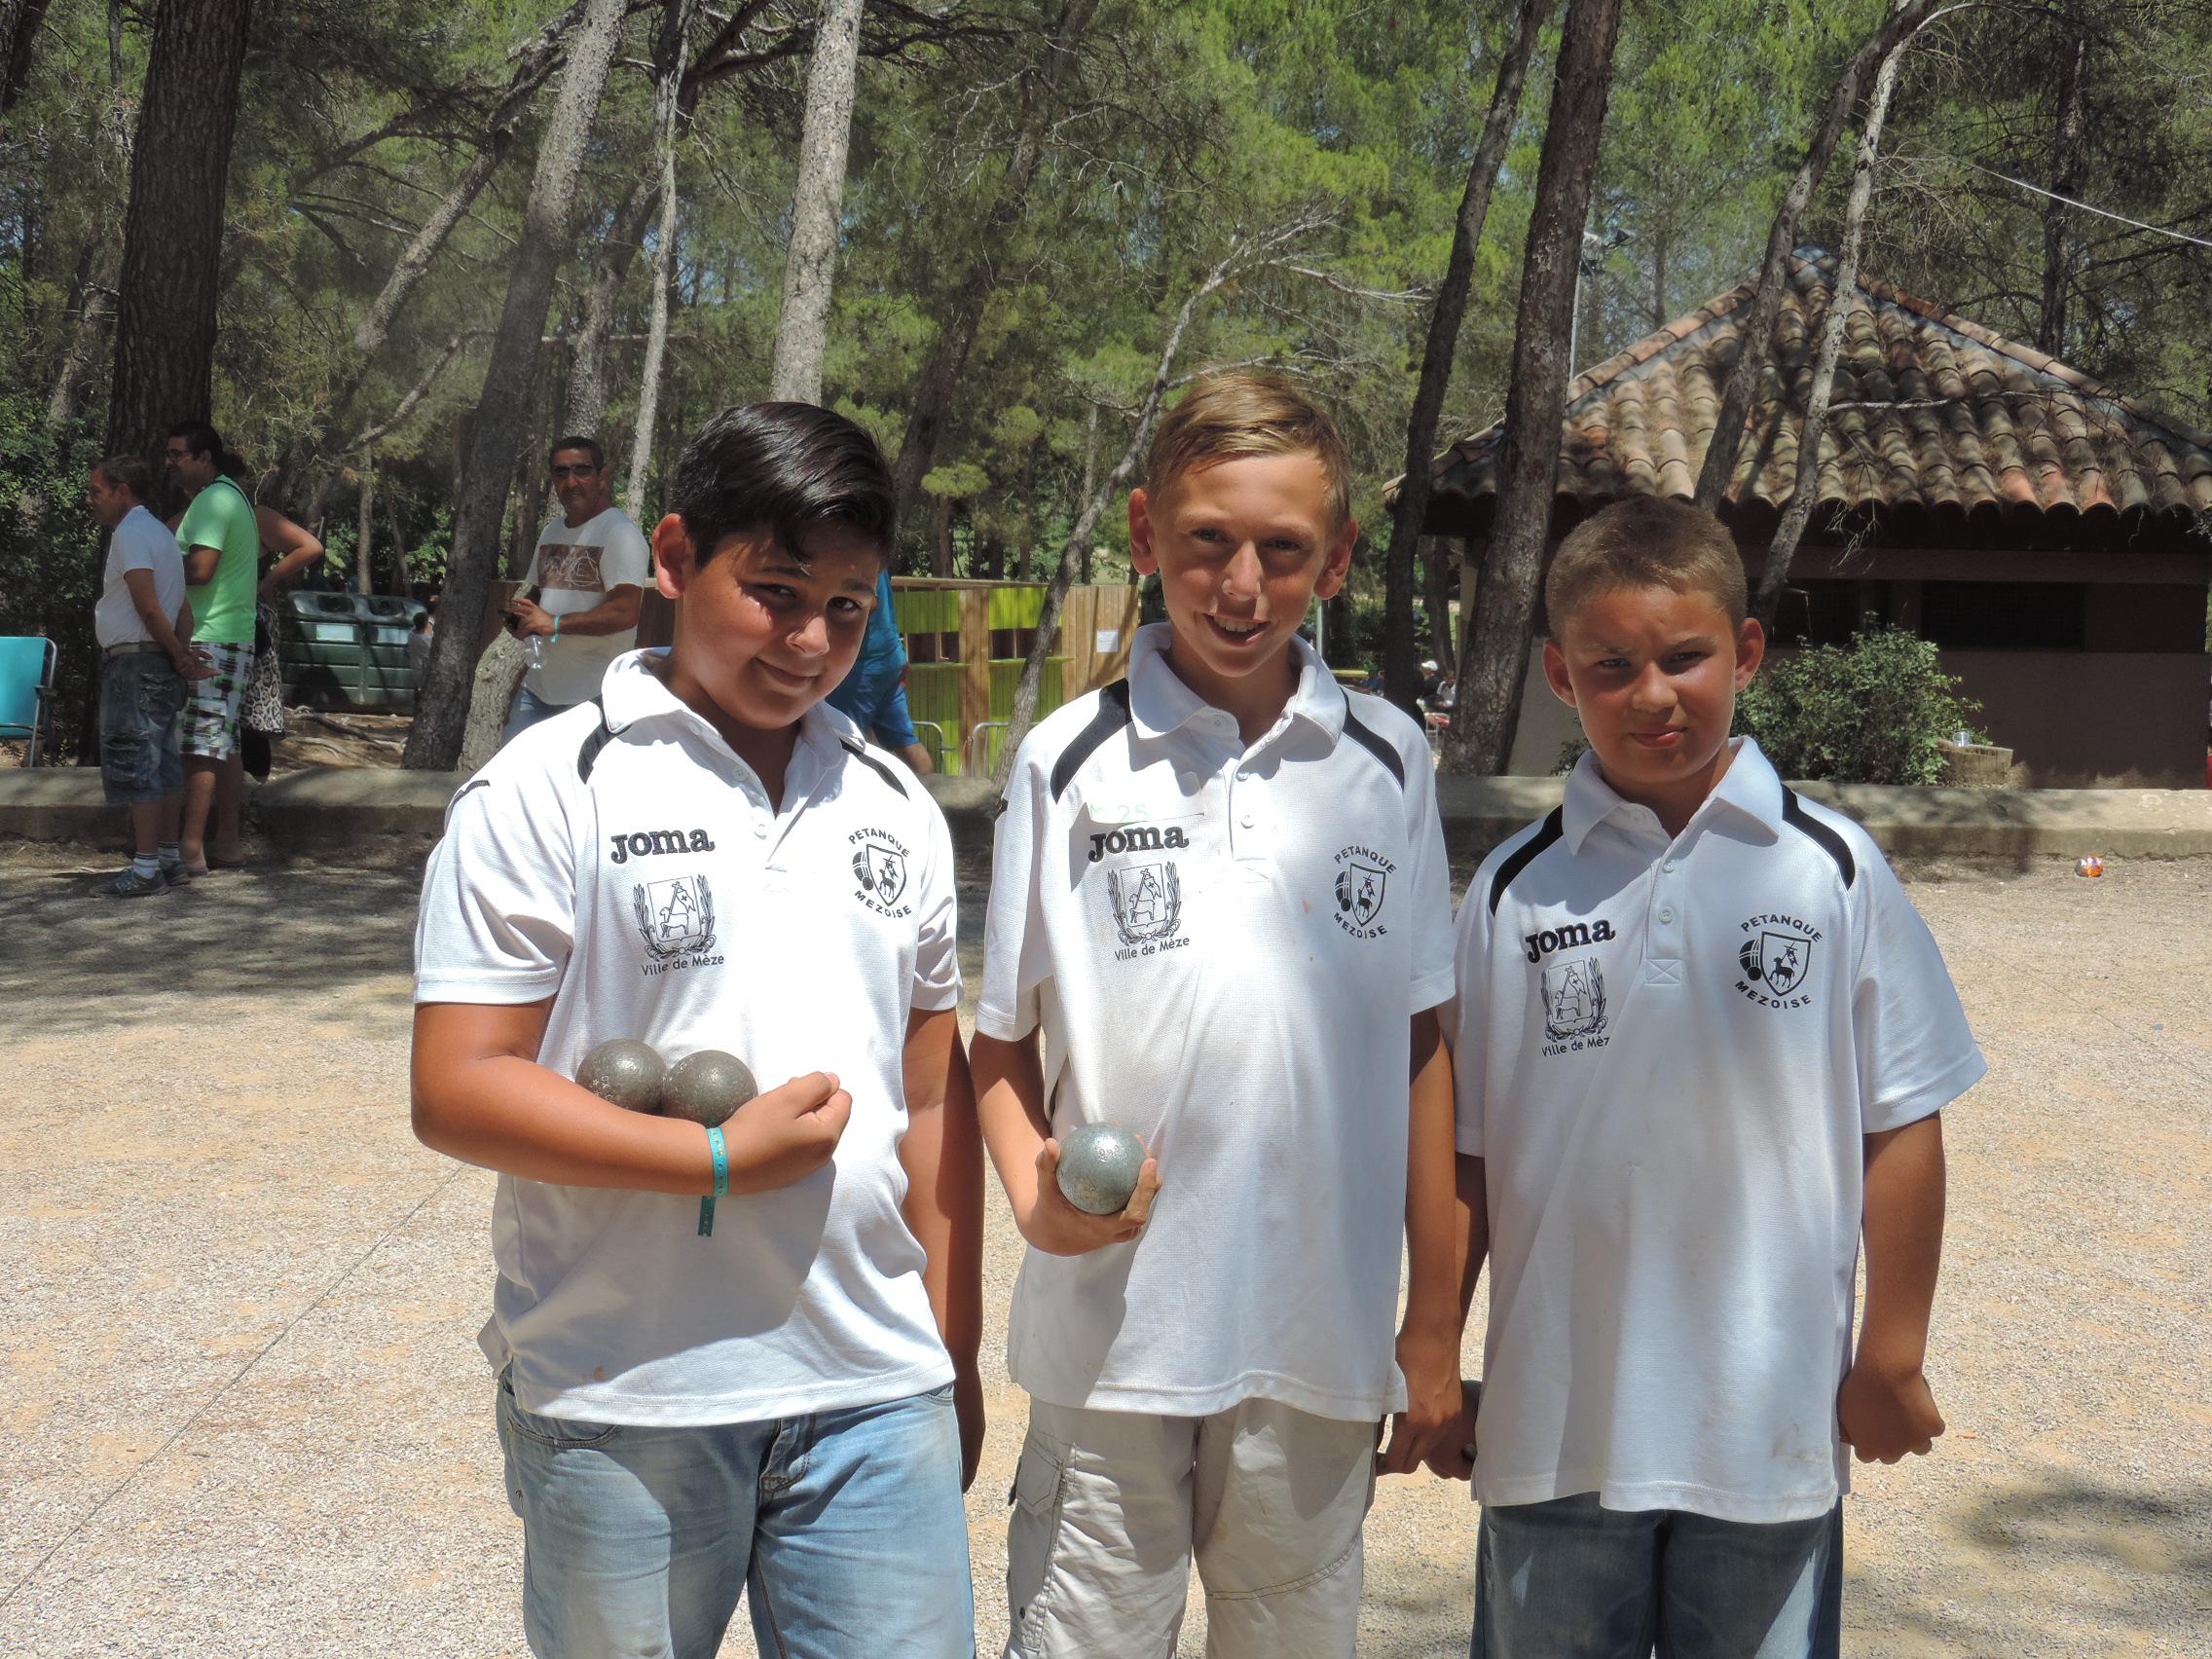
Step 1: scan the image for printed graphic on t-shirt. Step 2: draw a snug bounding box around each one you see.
[538,544,607,592]
[1540,955,1608,1045]
[1108,861,1182,950]
[633,874,723,975]
[1735,912,1822,1008]
[1331,843,1395,938]
[850,829,914,917]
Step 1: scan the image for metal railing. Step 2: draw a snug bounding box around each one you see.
[963,720,1010,777]
[908,720,950,774]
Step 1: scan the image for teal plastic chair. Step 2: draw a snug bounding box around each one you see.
[0,637,57,766]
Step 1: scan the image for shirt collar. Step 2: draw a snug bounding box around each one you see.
[1125,621,1346,745]
[1561,735,1786,854]
[598,647,849,787]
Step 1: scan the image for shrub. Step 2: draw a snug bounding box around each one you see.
[1735,626,1982,785]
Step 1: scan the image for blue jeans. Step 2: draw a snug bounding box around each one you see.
[502,682,574,744]
[98,649,186,804]
[497,1374,975,1659]
[1473,1493,1842,1659]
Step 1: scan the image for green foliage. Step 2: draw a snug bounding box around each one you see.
[1734,628,1982,785]
[0,397,102,757]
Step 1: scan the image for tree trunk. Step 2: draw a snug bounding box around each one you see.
[1651,225,1667,331]
[102,0,254,466]
[405,0,632,770]
[1381,0,1546,715]
[1754,26,1910,628]
[355,449,376,595]
[508,339,566,577]
[0,0,53,112]
[387,489,411,596]
[1441,0,1626,776]
[993,248,1240,789]
[929,493,953,576]
[1422,535,1454,664]
[2037,21,2087,357]
[47,228,118,427]
[622,0,700,522]
[567,172,660,438]
[887,0,1099,536]
[769,0,866,404]
[457,631,531,775]
[1691,0,1942,513]
[269,2,585,509]
[1017,435,1038,581]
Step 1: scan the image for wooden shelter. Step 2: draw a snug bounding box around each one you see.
[1408,250,2212,786]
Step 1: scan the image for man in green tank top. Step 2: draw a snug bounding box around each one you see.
[165,421,262,874]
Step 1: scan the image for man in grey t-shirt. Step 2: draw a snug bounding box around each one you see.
[501,436,649,742]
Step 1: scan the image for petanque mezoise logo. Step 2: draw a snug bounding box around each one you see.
[1331,843,1395,939]
[850,829,913,917]
[633,874,722,976]
[1734,912,1821,1009]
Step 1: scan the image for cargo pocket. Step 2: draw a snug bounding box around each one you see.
[1005,1429,1069,1656]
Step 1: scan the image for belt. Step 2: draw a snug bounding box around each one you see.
[104,641,169,658]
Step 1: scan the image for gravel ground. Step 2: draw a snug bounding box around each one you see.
[0,842,2206,1655]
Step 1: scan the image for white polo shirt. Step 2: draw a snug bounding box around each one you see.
[979,624,1456,1421]
[415,649,960,1425]
[1449,739,1984,1522]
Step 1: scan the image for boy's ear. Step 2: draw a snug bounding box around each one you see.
[1541,637,1578,708]
[1312,514,1357,602]
[1127,488,1159,577]
[651,514,694,600]
[1733,615,1766,689]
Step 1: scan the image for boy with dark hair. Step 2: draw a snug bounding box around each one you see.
[974,373,1462,1657]
[412,403,984,1659]
[1443,495,1983,1658]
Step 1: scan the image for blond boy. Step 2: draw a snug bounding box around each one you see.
[1443,497,1982,1658]
[973,374,1462,1657]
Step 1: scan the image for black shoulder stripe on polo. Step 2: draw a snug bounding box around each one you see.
[1488,807,1565,916]
[1048,679,1132,801]
[1782,788,1856,887]
[445,776,490,820]
[1339,697,1407,789]
[841,738,909,797]
[576,696,613,783]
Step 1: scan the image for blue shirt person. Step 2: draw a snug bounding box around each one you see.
[825,569,936,773]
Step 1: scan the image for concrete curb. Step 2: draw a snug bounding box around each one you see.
[4,765,2206,863]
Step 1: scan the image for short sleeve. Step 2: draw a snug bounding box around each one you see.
[1446,875,1496,1156]
[976,735,1051,1042]
[873,681,920,751]
[1851,851,1986,1132]
[413,765,581,1005]
[908,790,962,1013]
[1400,732,1456,1014]
[114,520,156,575]
[602,514,653,589]
[175,493,218,555]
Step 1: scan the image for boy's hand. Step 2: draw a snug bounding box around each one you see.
[954,1360,986,1492]
[1418,1381,1480,1481]
[1017,1138,1160,1255]
[1837,1359,1945,1463]
[1379,1331,1463,1476]
[720,1071,852,1193]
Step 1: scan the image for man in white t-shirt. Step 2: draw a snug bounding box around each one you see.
[412,405,982,1658]
[1443,498,1983,1658]
[974,376,1461,1658]
[86,455,208,897]
[501,435,650,741]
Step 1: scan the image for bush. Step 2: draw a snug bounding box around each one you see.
[1735,626,1981,785]
[0,401,104,759]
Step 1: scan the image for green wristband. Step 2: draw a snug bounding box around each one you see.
[552,615,562,642]
[699,1124,726,1236]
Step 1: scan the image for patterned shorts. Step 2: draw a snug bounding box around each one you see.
[176,640,251,760]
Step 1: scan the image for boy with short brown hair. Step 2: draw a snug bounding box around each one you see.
[974,373,1461,1657]
[1444,495,1983,1658]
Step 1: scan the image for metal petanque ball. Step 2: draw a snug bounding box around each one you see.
[1055,1122,1147,1216]
[662,1050,759,1127]
[2076,856,2105,878]
[577,1039,666,1114]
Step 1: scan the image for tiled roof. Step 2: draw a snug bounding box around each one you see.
[1407,250,2212,551]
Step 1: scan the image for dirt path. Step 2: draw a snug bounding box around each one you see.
[0,847,2204,1655]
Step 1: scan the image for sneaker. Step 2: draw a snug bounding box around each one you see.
[160,862,193,887]
[107,866,167,898]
